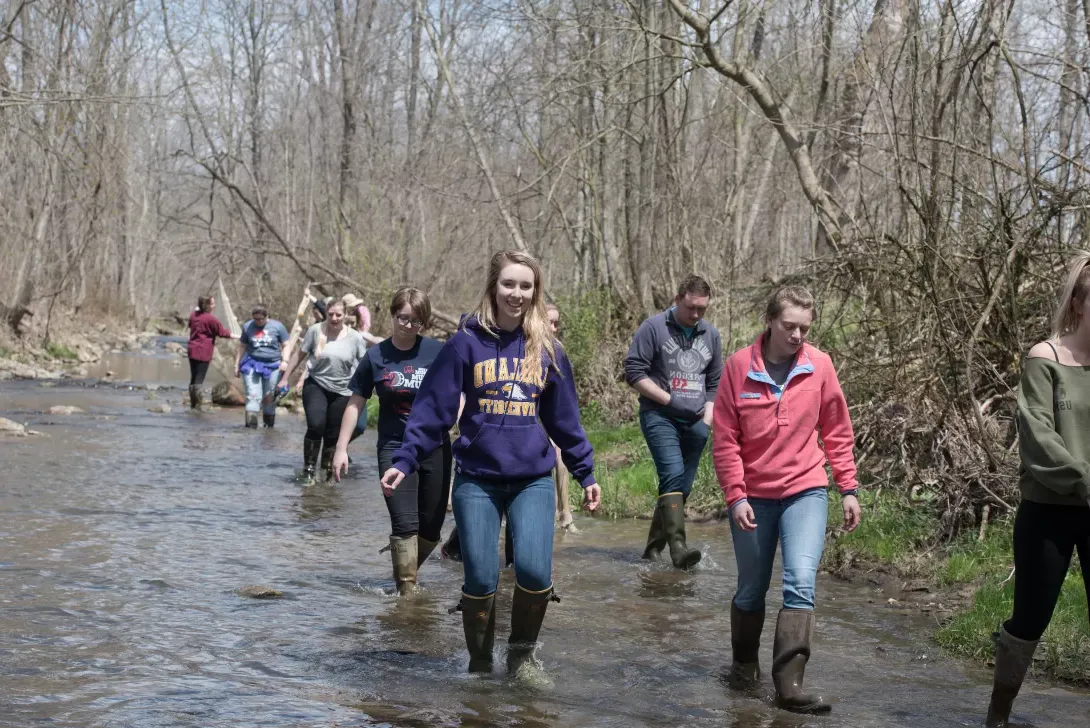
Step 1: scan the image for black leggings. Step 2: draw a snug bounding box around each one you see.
[302,379,349,447]
[379,438,452,541]
[1005,499,1090,641]
[188,358,210,386]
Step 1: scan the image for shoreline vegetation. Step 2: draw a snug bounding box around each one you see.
[3,304,1087,687]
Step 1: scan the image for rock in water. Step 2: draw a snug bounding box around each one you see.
[0,417,26,436]
[148,404,172,414]
[212,381,246,407]
[236,585,283,599]
[47,405,85,415]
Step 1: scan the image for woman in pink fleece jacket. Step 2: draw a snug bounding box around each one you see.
[712,286,861,715]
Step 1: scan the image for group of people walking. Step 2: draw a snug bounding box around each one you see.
[185,249,1090,727]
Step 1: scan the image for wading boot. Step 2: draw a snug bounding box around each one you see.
[459,592,496,673]
[319,443,335,483]
[441,527,462,562]
[641,500,666,560]
[986,627,1038,727]
[417,537,440,567]
[771,609,831,714]
[660,493,701,570]
[301,438,321,484]
[507,584,555,688]
[188,385,203,410]
[390,535,418,596]
[726,600,764,690]
[245,412,259,429]
[262,412,275,428]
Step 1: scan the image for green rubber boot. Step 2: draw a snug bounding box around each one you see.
[507,584,555,688]
[660,493,701,570]
[459,592,496,673]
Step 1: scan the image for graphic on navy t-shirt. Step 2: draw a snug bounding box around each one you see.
[241,319,290,363]
[349,336,443,446]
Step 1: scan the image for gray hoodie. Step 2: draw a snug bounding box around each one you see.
[624,308,723,421]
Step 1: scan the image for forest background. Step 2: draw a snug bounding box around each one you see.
[2,0,1089,679]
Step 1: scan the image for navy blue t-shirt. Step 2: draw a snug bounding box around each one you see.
[349,336,444,447]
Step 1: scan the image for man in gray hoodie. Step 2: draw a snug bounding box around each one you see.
[624,275,723,569]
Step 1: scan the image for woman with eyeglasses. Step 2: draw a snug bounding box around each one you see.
[331,288,450,595]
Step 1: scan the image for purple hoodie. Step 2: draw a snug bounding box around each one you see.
[390,317,596,487]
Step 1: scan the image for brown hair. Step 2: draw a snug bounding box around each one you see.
[677,274,713,299]
[198,296,213,313]
[251,304,268,318]
[466,250,558,383]
[1052,250,1090,337]
[389,287,432,328]
[765,285,816,321]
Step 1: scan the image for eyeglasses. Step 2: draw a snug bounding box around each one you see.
[395,314,424,328]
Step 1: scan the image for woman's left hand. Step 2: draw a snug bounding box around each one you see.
[841,494,861,532]
[582,484,601,513]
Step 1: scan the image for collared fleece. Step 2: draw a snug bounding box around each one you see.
[712,332,858,508]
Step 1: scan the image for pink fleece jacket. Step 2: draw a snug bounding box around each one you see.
[712,333,858,508]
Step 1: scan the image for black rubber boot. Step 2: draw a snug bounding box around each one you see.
[507,584,554,687]
[459,592,496,673]
[986,626,1038,727]
[660,493,701,570]
[188,385,203,410]
[441,527,462,562]
[319,441,335,483]
[262,412,275,428]
[726,600,764,689]
[771,609,831,714]
[302,438,321,483]
[245,412,259,429]
[641,501,667,560]
[417,537,440,567]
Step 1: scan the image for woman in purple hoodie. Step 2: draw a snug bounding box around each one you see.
[381,250,600,684]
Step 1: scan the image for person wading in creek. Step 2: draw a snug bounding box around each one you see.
[985,251,1090,728]
[624,275,723,570]
[381,250,600,684]
[282,298,367,483]
[712,286,861,715]
[439,301,575,564]
[234,304,290,428]
[187,295,234,410]
[330,288,451,595]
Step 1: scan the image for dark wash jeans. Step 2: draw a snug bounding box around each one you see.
[639,408,709,498]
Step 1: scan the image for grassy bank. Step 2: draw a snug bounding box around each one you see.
[577,419,1089,684]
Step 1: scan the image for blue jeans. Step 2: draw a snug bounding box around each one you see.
[452,474,555,596]
[730,487,828,611]
[639,408,709,498]
[242,369,280,415]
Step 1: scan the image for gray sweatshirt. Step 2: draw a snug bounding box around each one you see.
[624,308,723,421]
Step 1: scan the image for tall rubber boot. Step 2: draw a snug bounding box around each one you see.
[262,412,275,428]
[660,493,701,570]
[441,527,462,562]
[459,592,496,673]
[507,584,554,687]
[245,412,259,429]
[319,441,335,483]
[726,600,764,689]
[986,627,1038,727]
[417,537,440,567]
[771,609,831,714]
[390,535,418,596]
[301,438,321,483]
[641,501,666,560]
[189,385,203,410]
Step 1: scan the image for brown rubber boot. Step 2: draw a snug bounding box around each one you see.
[459,592,496,673]
[771,609,831,714]
[417,537,440,567]
[726,600,764,689]
[641,501,666,560]
[507,584,555,687]
[660,493,701,570]
[390,535,418,596]
[986,627,1038,727]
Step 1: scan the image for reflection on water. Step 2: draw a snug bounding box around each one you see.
[1,373,1087,727]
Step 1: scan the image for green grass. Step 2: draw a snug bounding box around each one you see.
[0,345,13,359]
[44,342,78,361]
[825,488,934,563]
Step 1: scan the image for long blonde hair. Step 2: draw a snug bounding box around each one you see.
[465,250,558,383]
[1052,250,1090,338]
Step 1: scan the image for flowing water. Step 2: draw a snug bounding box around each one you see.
[1,347,1087,727]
